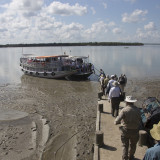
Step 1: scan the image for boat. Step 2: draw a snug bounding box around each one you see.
[20,54,77,79]
[67,56,94,80]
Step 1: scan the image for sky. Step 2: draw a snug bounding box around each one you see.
[0,0,160,44]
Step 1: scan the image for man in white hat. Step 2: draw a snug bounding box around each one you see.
[143,121,160,160]
[114,96,141,160]
[108,81,121,117]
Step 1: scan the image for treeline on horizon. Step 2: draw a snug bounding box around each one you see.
[0,42,144,48]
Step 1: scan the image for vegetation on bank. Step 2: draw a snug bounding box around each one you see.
[0,42,144,48]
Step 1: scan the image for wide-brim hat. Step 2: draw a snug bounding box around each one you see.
[112,81,119,86]
[125,96,137,103]
[150,121,160,140]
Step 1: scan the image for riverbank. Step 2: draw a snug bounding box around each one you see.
[0,42,144,48]
[0,76,160,160]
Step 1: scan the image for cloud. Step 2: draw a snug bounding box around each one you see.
[136,27,160,42]
[123,0,136,3]
[144,22,156,31]
[102,3,107,9]
[91,7,96,15]
[2,0,44,17]
[122,9,148,23]
[85,21,108,34]
[83,21,108,40]
[46,1,87,16]
[108,21,116,27]
[112,28,122,34]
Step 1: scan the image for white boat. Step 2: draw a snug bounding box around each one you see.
[67,56,94,80]
[20,54,77,79]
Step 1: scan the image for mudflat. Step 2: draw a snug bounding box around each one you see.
[0,75,159,160]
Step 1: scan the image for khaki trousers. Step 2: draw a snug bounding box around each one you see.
[119,127,139,160]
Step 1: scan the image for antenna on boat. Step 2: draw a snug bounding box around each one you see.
[60,40,63,54]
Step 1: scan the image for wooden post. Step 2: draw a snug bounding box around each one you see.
[98,103,103,113]
[95,131,104,147]
[138,130,148,146]
[98,92,103,100]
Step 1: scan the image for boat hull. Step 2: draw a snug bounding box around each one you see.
[21,68,77,79]
[68,71,93,80]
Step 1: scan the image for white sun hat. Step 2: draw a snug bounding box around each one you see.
[125,96,137,103]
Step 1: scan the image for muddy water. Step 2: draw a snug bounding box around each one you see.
[0,75,99,160]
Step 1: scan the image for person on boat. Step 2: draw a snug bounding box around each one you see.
[106,75,115,94]
[114,96,141,160]
[91,64,95,73]
[108,81,121,117]
[143,121,160,160]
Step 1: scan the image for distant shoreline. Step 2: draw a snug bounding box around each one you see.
[0,42,144,48]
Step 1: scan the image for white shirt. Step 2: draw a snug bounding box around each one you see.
[99,76,104,85]
[108,86,121,99]
[107,79,115,88]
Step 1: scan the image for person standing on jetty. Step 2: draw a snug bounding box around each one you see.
[118,74,127,92]
[108,81,121,117]
[143,121,160,160]
[114,96,141,160]
[106,75,115,94]
[103,75,110,95]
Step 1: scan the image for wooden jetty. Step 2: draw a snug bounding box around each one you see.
[93,93,148,160]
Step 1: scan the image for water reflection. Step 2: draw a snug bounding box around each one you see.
[0,45,160,85]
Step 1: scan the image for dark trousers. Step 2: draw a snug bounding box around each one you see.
[111,97,120,117]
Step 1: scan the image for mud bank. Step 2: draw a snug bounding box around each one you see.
[0,75,99,160]
[0,76,160,160]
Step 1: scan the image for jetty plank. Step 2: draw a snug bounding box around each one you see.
[97,98,147,160]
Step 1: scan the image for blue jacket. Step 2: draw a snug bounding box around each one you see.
[143,142,160,160]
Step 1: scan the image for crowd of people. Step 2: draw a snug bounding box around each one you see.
[98,69,160,160]
[99,70,127,95]
[98,71,127,117]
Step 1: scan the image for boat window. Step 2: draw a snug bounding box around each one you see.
[52,57,58,61]
[53,68,57,71]
[48,69,52,72]
[46,58,50,62]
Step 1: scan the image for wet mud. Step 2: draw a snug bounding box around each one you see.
[0,75,98,160]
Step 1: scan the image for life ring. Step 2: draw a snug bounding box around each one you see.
[51,72,55,76]
[44,72,47,76]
